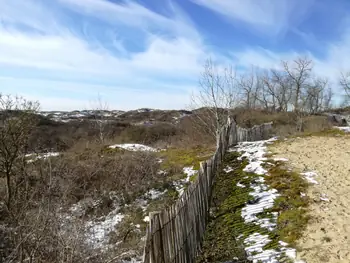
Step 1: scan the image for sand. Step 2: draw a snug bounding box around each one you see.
[270,135,350,263]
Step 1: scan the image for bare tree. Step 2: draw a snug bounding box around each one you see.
[270,69,294,112]
[303,77,328,114]
[90,94,110,144]
[323,86,334,110]
[191,59,241,138]
[0,94,39,210]
[340,71,350,103]
[237,67,262,110]
[282,57,313,111]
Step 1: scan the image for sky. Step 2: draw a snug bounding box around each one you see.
[1,0,350,111]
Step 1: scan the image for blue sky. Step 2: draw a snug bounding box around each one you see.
[1,0,350,110]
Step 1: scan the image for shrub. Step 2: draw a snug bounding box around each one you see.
[119,123,179,145]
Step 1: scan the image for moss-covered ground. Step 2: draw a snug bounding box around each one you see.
[197,143,310,263]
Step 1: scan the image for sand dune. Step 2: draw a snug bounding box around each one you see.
[271,135,350,263]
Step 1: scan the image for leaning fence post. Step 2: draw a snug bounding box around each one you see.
[149,211,165,263]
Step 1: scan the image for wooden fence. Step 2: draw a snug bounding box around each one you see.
[143,118,272,263]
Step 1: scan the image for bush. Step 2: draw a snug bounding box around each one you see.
[119,123,179,145]
[0,141,166,263]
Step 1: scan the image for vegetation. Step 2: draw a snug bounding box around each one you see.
[264,160,310,246]
[198,144,312,262]
[197,152,262,262]
[1,54,349,263]
[158,146,215,171]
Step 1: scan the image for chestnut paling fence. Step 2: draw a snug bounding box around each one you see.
[142,118,272,263]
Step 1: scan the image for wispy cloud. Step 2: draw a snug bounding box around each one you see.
[1,0,350,110]
[228,26,350,99]
[0,0,209,110]
[191,0,315,37]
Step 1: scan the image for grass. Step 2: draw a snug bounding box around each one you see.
[197,145,311,262]
[277,127,349,141]
[197,152,266,263]
[299,127,347,137]
[261,159,310,247]
[158,145,215,171]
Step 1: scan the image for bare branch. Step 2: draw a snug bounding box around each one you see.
[190,59,241,138]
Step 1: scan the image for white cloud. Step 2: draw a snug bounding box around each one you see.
[230,28,350,85]
[0,0,208,110]
[0,0,205,75]
[1,0,350,110]
[191,0,314,36]
[58,0,200,39]
[0,29,204,77]
[227,28,350,101]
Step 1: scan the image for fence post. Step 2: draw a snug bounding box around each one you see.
[142,120,272,263]
[149,211,165,263]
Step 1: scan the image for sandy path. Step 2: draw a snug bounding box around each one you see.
[270,135,350,263]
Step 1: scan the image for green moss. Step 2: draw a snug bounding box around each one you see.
[189,173,198,182]
[159,146,214,171]
[265,161,310,247]
[197,152,266,263]
[198,147,311,262]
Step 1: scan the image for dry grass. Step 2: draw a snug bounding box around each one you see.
[1,107,340,262]
[231,109,332,137]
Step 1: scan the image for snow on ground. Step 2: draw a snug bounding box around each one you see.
[144,189,168,200]
[109,143,159,152]
[173,166,198,196]
[243,233,305,263]
[334,126,350,132]
[237,182,246,188]
[241,182,279,231]
[143,167,197,222]
[231,138,303,263]
[273,157,289,162]
[86,210,125,249]
[232,138,277,175]
[64,186,168,249]
[26,152,60,163]
[223,165,234,173]
[301,171,318,184]
[183,167,198,182]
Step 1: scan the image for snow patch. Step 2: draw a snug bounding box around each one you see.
[183,167,197,182]
[231,138,301,262]
[86,211,124,249]
[157,170,167,175]
[273,157,288,162]
[223,166,234,173]
[301,171,318,184]
[241,182,279,231]
[320,193,330,202]
[26,152,60,163]
[237,182,246,188]
[174,166,198,196]
[244,233,304,263]
[335,126,350,132]
[109,143,159,152]
[145,189,167,200]
[233,138,277,175]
